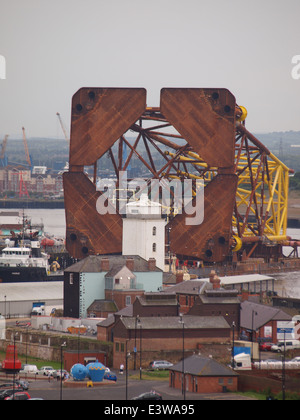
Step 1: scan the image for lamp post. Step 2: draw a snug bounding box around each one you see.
[134,315,139,371]
[251,310,258,362]
[282,329,287,401]
[232,322,236,369]
[179,314,185,400]
[24,324,30,365]
[13,332,19,400]
[125,340,131,401]
[60,342,67,401]
[138,318,142,380]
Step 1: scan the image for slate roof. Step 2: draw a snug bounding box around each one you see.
[240,300,292,330]
[120,315,230,330]
[162,280,208,295]
[87,300,118,313]
[170,354,238,377]
[65,255,162,273]
[136,292,178,307]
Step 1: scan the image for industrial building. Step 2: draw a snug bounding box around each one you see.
[0,281,63,318]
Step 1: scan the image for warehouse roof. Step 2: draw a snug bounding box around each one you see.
[170,355,238,377]
[120,315,230,330]
[241,300,292,330]
[0,282,63,302]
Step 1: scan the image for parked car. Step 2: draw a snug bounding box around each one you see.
[291,357,300,362]
[15,321,31,327]
[20,364,39,374]
[52,370,69,379]
[104,371,117,382]
[260,343,275,352]
[271,340,300,353]
[14,380,29,391]
[132,391,163,401]
[37,366,57,376]
[5,392,31,400]
[149,361,173,370]
[0,389,23,400]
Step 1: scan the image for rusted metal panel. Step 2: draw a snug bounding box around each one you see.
[70,88,146,167]
[64,171,122,259]
[169,174,238,262]
[160,88,236,169]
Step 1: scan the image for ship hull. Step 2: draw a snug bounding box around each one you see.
[0,266,63,283]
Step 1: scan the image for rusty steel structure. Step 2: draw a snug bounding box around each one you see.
[64,87,293,263]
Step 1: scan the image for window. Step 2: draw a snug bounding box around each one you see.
[152,243,157,252]
[69,273,74,285]
[115,342,120,352]
[115,278,120,285]
[152,226,156,236]
[218,378,224,385]
[126,296,131,306]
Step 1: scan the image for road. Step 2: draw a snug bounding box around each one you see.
[26,372,255,401]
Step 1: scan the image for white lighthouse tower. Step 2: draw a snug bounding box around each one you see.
[122,194,165,271]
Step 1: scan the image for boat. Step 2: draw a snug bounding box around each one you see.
[0,233,63,283]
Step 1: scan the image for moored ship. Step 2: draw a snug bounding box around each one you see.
[0,235,63,283]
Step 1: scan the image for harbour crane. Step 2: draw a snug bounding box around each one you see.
[56,112,70,143]
[0,134,9,167]
[21,127,32,169]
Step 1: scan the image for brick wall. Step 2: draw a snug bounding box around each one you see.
[169,371,238,394]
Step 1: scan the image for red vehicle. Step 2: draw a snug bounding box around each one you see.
[1,345,22,373]
[5,392,31,400]
[260,342,275,352]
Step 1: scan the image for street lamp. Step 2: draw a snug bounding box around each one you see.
[13,332,19,400]
[60,342,67,401]
[125,340,131,401]
[137,318,142,380]
[179,314,185,400]
[232,322,236,369]
[251,310,258,362]
[134,315,139,371]
[282,329,287,401]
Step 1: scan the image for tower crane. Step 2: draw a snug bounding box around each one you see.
[0,134,9,167]
[21,127,32,169]
[56,112,70,143]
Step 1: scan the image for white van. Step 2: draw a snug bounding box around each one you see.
[271,340,300,353]
[20,364,39,374]
[233,353,252,371]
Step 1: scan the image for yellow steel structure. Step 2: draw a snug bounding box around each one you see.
[163,116,291,251]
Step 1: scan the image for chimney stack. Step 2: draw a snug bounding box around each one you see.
[209,270,221,290]
[101,257,110,272]
[148,258,156,271]
[176,272,184,284]
[126,258,135,272]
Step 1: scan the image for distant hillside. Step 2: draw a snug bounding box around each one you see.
[2,137,69,170]
[1,130,300,174]
[254,131,300,172]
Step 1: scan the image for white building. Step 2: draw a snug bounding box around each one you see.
[122,194,166,271]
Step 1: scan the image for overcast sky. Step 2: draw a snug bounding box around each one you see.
[0,0,300,138]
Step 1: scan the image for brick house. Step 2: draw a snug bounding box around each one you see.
[169,354,238,394]
[240,300,292,343]
[64,255,163,318]
[188,289,241,332]
[112,315,231,369]
[132,293,180,317]
[162,280,208,314]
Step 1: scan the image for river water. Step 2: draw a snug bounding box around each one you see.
[9,209,300,298]
[11,208,66,238]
